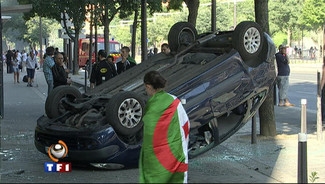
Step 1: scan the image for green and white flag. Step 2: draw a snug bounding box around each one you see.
[139,91,190,183]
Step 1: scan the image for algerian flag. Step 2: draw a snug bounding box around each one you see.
[139,90,190,183]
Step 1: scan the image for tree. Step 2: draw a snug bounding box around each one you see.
[300,0,325,31]
[268,0,304,46]
[255,0,277,136]
[91,0,126,54]
[2,14,28,50]
[18,0,89,74]
[299,0,325,49]
[61,1,88,74]
[183,0,199,26]
[163,0,199,27]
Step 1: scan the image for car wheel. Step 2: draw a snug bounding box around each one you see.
[232,21,264,67]
[45,86,82,119]
[106,91,145,136]
[168,22,198,52]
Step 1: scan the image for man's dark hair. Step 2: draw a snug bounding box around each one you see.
[98,49,107,58]
[121,46,130,52]
[46,46,55,55]
[107,55,114,62]
[161,43,169,49]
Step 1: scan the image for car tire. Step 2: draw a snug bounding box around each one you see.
[106,91,145,136]
[45,86,82,119]
[168,22,198,52]
[232,21,264,67]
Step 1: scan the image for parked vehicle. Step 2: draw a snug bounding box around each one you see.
[35,21,276,169]
[78,37,121,67]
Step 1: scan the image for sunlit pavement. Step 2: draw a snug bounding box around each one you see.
[70,63,325,183]
[67,64,325,183]
[1,63,325,183]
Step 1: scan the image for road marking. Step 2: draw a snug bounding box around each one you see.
[294,91,316,95]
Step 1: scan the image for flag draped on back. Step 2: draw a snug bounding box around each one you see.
[139,91,190,183]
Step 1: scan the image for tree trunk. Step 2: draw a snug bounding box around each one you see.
[73,32,79,75]
[184,0,199,27]
[287,28,291,47]
[132,8,139,60]
[255,0,276,136]
[104,5,110,54]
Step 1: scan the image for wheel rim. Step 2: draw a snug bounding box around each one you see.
[243,27,261,54]
[178,29,195,47]
[117,98,143,128]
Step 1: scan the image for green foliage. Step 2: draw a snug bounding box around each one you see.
[236,0,255,23]
[269,0,304,37]
[7,0,325,57]
[272,32,287,47]
[166,0,183,11]
[309,171,319,183]
[300,0,325,30]
[147,12,187,46]
[196,3,232,33]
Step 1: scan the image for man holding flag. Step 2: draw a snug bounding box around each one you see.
[139,70,190,183]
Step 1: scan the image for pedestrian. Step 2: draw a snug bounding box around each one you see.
[294,46,298,57]
[107,55,114,64]
[21,50,28,72]
[276,45,294,107]
[54,47,59,55]
[89,50,117,88]
[5,50,13,73]
[161,43,171,55]
[115,46,137,74]
[153,47,158,55]
[12,51,21,84]
[26,51,38,87]
[139,70,190,183]
[43,46,55,96]
[60,52,70,76]
[147,49,154,57]
[52,53,72,88]
[16,50,23,72]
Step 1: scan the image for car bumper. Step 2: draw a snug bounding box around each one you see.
[34,116,141,166]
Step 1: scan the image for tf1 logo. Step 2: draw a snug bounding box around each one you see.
[44,140,71,172]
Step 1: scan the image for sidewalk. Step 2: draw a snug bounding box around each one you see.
[69,68,325,183]
[1,65,325,183]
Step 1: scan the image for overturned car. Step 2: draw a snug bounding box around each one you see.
[34,21,276,169]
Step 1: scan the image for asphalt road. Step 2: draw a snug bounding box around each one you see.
[1,62,325,183]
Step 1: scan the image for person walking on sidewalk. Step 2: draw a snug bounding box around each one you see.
[21,50,28,72]
[5,50,13,73]
[26,51,38,87]
[275,45,294,107]
[12,51,21,84]
[43,46,55,96]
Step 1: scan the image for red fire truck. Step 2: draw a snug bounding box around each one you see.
[78,37,121,67]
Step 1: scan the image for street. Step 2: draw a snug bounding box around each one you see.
[1,62,325,183]
[289,62,322,112]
